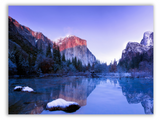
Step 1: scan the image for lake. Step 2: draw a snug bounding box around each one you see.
[9,76,153,114]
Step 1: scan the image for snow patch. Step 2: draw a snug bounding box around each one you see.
[14,86,34,92]
[46,98,79,109]
[14,86,22,90]
[22,86,34,92]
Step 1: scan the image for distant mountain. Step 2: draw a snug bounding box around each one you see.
[56,35,96,66]
[119,31,153,73]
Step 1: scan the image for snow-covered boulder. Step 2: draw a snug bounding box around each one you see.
[14,86,34,92]
[46,98,80,112]
[22,86,34,92]
[14,86,23,91]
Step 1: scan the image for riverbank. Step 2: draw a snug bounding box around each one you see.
[9,71,153,79]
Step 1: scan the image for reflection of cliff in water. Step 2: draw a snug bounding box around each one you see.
[59,78,98,106]
[9,77,99,114]
[118,78,153,114]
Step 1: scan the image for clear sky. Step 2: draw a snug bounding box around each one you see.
[8,6,153,65]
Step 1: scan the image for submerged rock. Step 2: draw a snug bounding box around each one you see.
[46,98,80,113]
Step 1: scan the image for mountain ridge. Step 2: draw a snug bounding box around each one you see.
[119,31,153,73]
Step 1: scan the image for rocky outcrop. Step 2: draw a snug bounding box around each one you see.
[46,98,80,112]
[56,35,96,66]
[121,42,151,60]
[119,31,153,72]
[140,31,153,46]
[122,31,153,60]
[122,31,153,59]
[9,16,53,55]
[14,86,34,92]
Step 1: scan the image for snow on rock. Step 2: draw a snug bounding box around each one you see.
[14,86,34,92]
[14,86,23,91]
[46,98,80,112]
[140,31,153,47]
[22,86,34,92]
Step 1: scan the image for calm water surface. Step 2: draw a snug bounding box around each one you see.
[9,76,153,114]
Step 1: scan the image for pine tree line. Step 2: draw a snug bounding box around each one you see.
[10,41,120,76]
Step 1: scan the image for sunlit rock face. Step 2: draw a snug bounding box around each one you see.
[140,31,153,47]
[56,35,87,51]
[56,35,96,66]
[9,16,53,54]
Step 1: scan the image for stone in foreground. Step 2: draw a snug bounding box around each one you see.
[14,86,23,91]
[14,86,34,92]
[22,86,34,92]
[46,98,80,113]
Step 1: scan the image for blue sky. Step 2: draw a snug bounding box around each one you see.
[8,6,153,64]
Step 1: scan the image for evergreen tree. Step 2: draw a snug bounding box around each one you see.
[52,42,61,65]
[28,53,31,74]
[66,59,71,67]
[77,59,82,72]
[72,57,75,66]
[57,46,61,65]
[74,56,77,68]
[112,59,117,72]
[62,53,66,62]
[53,42,57,62]
[88,63,91,70]
[46,43,52,58]
[39,42,43,54]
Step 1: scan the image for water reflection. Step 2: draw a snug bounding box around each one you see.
[9,77,153,114]
[9,77,99,114]
[118,78,153,114]
[59,79,90,106]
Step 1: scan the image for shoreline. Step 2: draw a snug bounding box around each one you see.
[9,72,153,79]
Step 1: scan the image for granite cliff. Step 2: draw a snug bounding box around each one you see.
[119,31,153,72]
[56,35,96,66]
